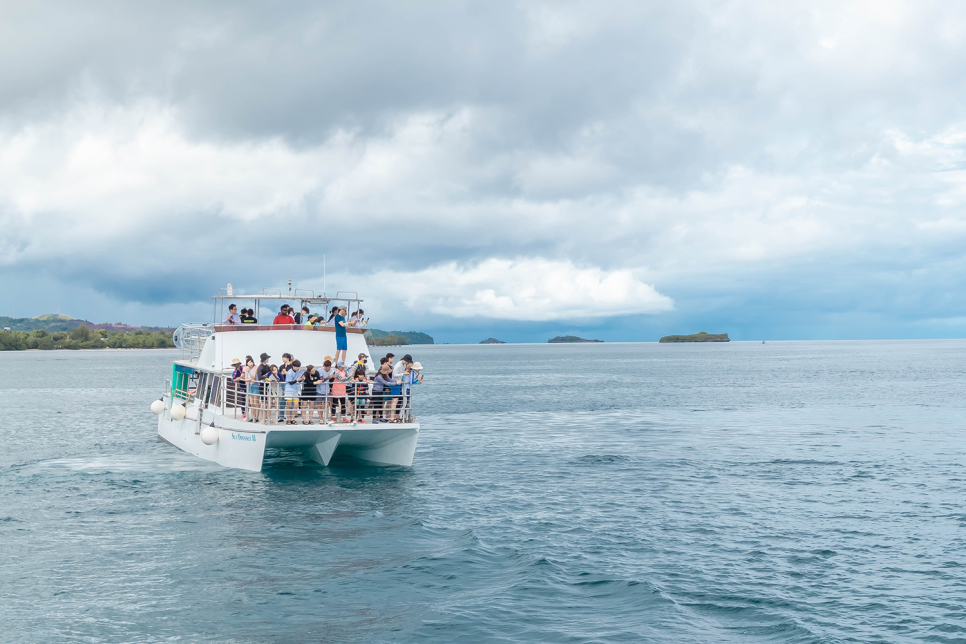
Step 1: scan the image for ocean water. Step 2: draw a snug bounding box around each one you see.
[1,341,966,643]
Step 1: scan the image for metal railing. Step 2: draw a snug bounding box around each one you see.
[211,286,366,328]
[166,373,416,426]
[213,323,367,333]
[170,319,369,364]
[172,324,215,360]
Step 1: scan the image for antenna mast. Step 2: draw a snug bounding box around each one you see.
[323,255,326,297]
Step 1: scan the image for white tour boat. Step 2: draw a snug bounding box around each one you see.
[151,286,420,472]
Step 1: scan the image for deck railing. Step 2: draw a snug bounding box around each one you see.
[212,323,368,333]
[172,322,369,362]
[165,373,416,426]
[172,324,215,361]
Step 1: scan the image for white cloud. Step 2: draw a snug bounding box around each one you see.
[350,259,673,321]
[3,1,966,333]
[0,101,345,226]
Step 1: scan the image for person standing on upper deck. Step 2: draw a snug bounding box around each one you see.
[294,306,309,325]
[273,306,295,326]
[334,307,348,365]
[348,310,367,327]
[223,304,241,324]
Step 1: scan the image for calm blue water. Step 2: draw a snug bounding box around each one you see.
[2,341,966,643]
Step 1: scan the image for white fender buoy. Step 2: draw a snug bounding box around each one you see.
[201,425,219,445]
[170,404,186,420]
[150,399,166,415]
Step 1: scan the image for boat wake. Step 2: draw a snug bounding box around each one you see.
[32,453,224,474]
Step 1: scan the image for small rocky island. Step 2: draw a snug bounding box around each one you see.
[480,338,507,344]
[548,335,603,343]
[659,332,730,343]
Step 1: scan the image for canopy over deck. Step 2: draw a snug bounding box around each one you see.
[212,284,364,323]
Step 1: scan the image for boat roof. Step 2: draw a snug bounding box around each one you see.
[211,285,366,324]
[213,287,362,306]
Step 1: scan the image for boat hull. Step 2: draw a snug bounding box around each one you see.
[157,406,419,472]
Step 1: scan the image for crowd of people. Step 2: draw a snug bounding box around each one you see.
[226,351,423,426]
[222,303,369,329]
[222,303,370,364]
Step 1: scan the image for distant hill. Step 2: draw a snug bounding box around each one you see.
[0,315,174,334]
[366,334,408,347]
[659,332,730,343]
[480,338,506,344]
[548,335,603,343]
[364,329,434,345]
[0,324,175,351]
[0,315,80,332]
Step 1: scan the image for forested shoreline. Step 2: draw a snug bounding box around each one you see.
[0,325,173,351]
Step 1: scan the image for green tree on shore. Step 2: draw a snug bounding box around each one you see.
[0,328,174,351]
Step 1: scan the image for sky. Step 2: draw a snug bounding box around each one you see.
[2,1,966,343]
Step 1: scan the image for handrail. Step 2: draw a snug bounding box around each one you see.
[294,288,316,297]
[172,324,214,360]
[165,360,420,428]
[165,374,417,425]
[211,293,364,303]
[212,324,367,334]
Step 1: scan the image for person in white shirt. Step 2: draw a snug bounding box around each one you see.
[392,354,413,379]
[349,310,368,327]
[222,303,241,324]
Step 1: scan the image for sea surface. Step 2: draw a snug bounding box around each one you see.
[1,341,966,643]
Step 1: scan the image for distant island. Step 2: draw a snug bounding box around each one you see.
[659,332,730,343]
[0,314,175,351]
[364,328,435,347]
[0,313,172,334]
[480,338,506,344]
[548,335,603,343]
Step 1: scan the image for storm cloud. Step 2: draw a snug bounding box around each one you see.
[2,1,966,340]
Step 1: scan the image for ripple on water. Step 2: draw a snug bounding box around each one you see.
[1,342,966,642]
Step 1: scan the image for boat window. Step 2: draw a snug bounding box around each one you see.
[172,364,196,402]
[207,375,222,407]
[196,372,209,403]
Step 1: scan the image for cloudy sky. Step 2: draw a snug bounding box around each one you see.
[2,1,965,342]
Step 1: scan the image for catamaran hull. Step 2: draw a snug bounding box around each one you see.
[157,408,419,472]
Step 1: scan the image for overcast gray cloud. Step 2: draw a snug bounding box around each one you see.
[2,1,966,339]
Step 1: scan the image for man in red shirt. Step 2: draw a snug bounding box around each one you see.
[272,305,295,326]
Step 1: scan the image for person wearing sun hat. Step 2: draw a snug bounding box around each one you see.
[400,360,424,419]
[392,354,413,379]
